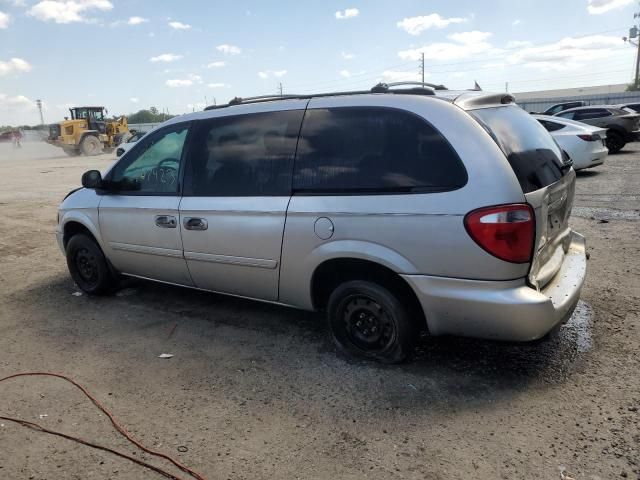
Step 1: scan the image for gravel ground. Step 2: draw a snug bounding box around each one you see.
[0,139,638,480]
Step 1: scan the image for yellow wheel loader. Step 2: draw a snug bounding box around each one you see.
[47,106,130,156]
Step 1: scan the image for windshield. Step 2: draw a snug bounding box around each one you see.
[471,106,568,193]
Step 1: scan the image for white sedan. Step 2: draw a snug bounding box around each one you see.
[533,114,607,171]
[115,131,148,157]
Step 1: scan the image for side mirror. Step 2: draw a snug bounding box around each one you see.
[81,170,103,189]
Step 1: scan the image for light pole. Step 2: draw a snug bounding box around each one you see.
[623,15,640,89]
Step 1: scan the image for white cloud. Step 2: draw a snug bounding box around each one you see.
[166,79,192,87]
[258,69,287,79]
[0,93,33,109]
[398,30,493,61]
[335,8,359,20]
[507,34,622,71]
[188,73,203,83]
[381,70,423,82]
[512,19,521,26]
[0,57,32,76]
[207,83,227,88]
[216,44,241,55]
[339,70,351,78]
[130,97,139,103]
[168,20,190,30]
[27,0,113,24]
[150,53,183,63]
[587,0,633,14]
[207,61,225,68]
[396,13,467,35]
[0,11,10,29]
[128,16,148,25]
[341,51,355,60]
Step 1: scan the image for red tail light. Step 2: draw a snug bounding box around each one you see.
[577,134,599,142]
[464,204,535,263]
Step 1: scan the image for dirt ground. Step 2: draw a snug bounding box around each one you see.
[0,137,638,480]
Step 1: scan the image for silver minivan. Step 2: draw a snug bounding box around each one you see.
[56,83,587,363]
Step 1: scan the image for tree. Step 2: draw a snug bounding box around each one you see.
[126,108,173,124]
[626,83,640,91]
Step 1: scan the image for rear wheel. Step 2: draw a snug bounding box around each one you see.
[66,234,116,294]
[80,135,102,156]
[606,131,625,154]
[327,280,416,363]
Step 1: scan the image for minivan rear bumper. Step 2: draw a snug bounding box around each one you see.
[402,231,587,341]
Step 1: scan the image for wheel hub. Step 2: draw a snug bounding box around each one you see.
[343,296,394,351]
[75,247,98,284]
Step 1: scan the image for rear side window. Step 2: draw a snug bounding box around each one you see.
[293,107,467,193]
[184,110,304,196]
[538,119,565,132]
[471,106,568,194]
[573,108,612,120]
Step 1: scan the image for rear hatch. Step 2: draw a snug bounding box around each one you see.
[470,105,575,290]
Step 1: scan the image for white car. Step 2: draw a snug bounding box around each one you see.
[534,114,607,170]
[115,131,148,157]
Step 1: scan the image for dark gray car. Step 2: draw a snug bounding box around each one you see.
[554,106,640,153]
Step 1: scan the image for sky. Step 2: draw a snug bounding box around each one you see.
[0,0,638,125]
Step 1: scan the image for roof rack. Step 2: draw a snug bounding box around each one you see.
[203,82,448,110]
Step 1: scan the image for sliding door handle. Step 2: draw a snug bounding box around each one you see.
[155,215,177,228]
[183,217,208,231]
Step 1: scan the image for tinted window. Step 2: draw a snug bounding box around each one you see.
[109,123,188,194]
[538,119,565,132]
[471,106,568,194]
[184,110,303,196]
[557,111,575,120]
[624,103,640,112]
[293,107,466,193]
[573,109,612,120]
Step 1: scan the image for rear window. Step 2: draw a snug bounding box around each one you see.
[471,106,568,193]
[293,107,467,193]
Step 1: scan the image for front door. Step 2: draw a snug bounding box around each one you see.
[99,122,193,286]
[179,107,306,300]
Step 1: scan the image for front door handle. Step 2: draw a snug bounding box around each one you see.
[155,215,177,228]
[183,217,208,231]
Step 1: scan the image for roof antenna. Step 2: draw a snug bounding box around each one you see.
[473,81,482,91]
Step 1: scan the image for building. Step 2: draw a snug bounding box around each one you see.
[513,83,640,112]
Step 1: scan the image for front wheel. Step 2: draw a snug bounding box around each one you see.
[606,131,625,154]
[80,135,102,156]
[66,234,117,294]
[327,280,416,363]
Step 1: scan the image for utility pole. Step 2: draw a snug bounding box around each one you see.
[278,82,283,96]
[623,11,640,89]
[36,99,44,125]
[505,82,509,93]
[420,53,425,84]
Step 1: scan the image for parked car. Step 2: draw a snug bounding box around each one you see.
[56,84,586,363]
[554,106,640,153]
[613,103,640,113]
[543,101,587,116]
[534,114,607,170]
[115,130,147,157]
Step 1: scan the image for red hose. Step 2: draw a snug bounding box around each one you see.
[0,372,207,480]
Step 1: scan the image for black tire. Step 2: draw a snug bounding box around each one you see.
[66,234,116,295]
[327,280,416,363]
[80,135,102,156]
[606,131,625,154]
